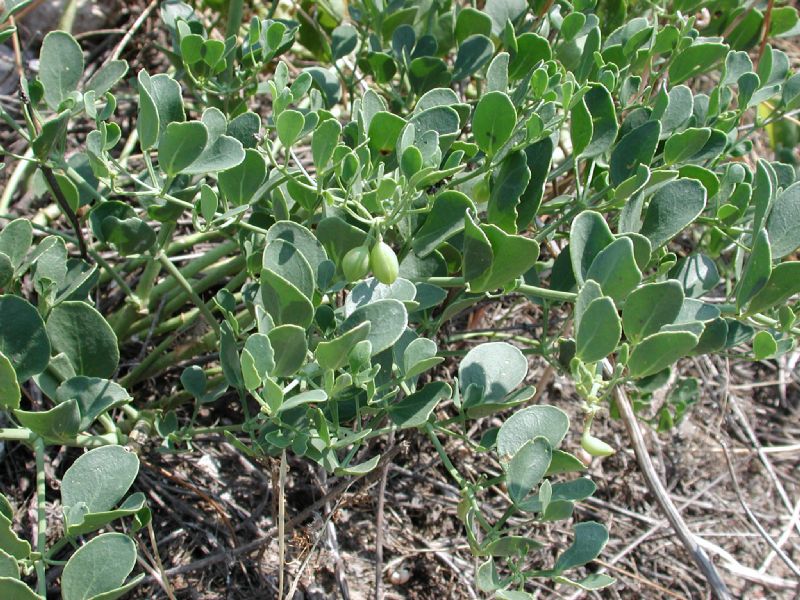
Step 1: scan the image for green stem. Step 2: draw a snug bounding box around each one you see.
[128,259,245,337]
[0,429,120,447]
[0,148,35,214]
[224,0,244,83]
[43,537,70,563]
[142,308,201,338]
[147,239,239,306]
[97,230,224,287]
[34,437,47,597]
[749,313,800,337]
[91,250,140,305]
[122,309,252,387]
[418,277,577,302]
[424,423,493,533]
[424,423,465,487]
[181,424,244,436]
[157,253,220,336]
[110,223,176,337]
[0,428,35,441]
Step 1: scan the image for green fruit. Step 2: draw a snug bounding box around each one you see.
[581,431,615,457]
[342,246,370,282]
[370,241,399,284]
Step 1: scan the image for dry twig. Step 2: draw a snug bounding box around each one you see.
[610,379,733,599]
[718,440,800,579]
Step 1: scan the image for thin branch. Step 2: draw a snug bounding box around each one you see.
[40,165,90,261]
[610,378,733,600]
[756,0,775,68]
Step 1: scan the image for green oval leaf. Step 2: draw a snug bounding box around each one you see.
[628,331,699,378]
[55,377,131,430]
[497,406,570,460]
[158,121,208,176]
[0,295,51,382]
[340,299,408,356]
[639,178,707,248]
[609,121,661,186]
[40,31,84,110]
[736,229,772,310]
[746,262,800,314]
[585,237,642,302]
[317,322,371,371]
[218,148,267,206]
[570,211,615,286]
[62,446,139,514]
[268,325,308,377]
[46,301,119,378]
[459,342,527,404]
[554,521,609,573]
[576,297,621,363]
[472,91,516,157]
[389,381,451,429]
[0,577,42,600]
[506,437,552,504]
[0,352,21,410]
[260,268,314,328]
[622,280,685,341]
[14,399,81,442]
[765,181,800,259]
[0,219,33,269]
[276,109,305,148]
[669,43,729,85]
[61,533,139,600]
[413,191,475,257]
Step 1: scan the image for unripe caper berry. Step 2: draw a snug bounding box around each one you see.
[370,240,399,284]
[580,431,615,457]
[342,245,370,282]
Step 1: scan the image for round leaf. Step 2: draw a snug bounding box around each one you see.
[263,239,315,299]
[569,211,615,285]
[472,91,516,156]
[506,437,552,503]
[46,301,119,378]
[585,237,642,302]
[554,521,609,573]
[0,219,33,269]
[218,149,267,206]
[497,406,570,460]
[157,121,208,177]
[0,295,50,382]
[576,297,622,363]
[766,181,800,258]
[389,382,451,429]
[340,299,408,356]
[0,577,42,599]
[459,342,527,404]
[628,331,699,378]
[276,109,305,148]
[640,178,707,248]
[268,325,308,377]
[61,533,138,600]
[669,43,729,85]
[622,280,684,341]
[40,31,84,110]
[0,352,20,410]
[62,446,139,513]
[55,377,132,429]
